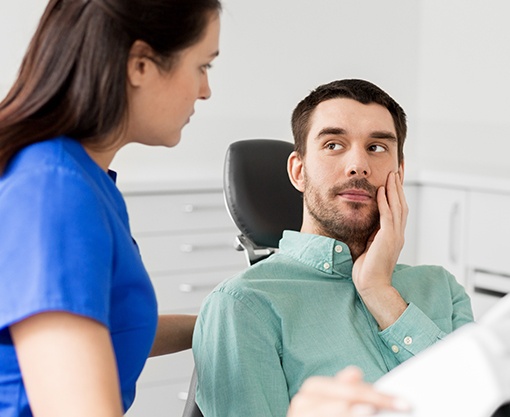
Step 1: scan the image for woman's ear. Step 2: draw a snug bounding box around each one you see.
[287,151,305,193]
[127,40,156,88]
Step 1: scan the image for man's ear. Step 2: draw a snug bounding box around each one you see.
[287,151,305,192]
[127,40,156,88]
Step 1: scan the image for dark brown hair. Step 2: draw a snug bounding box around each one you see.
[0,0,221,172]
[291,79,407,163]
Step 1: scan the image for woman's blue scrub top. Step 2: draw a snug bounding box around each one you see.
[0,137,158,416]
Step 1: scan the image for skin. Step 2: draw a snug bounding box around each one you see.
[85,14,221,169]
[287,367,410,417]
[288,98,409,330]
[10,13,220,417]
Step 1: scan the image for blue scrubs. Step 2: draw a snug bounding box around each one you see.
[0,137,158,416]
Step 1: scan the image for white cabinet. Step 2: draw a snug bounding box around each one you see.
[415,185,469,287]
[122,185,246,417]
[467,191,510,275]
[467,191,510,319]
[410,177,510,320]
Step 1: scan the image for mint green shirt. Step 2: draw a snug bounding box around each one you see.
[193,231,473,417]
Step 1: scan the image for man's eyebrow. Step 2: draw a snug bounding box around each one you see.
[315,127,397,142]
[370,131,398,141]
[316,127,347,139]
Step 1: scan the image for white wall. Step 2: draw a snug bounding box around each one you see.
[415,0,510,177]
[1,1,509,181]
[112,0,421,182]
[0,1,47,95]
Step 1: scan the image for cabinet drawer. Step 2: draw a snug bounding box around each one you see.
[126,378,191,417]
[468,191,510,274]
[138,349,194,385]
[137,232,246,273]
[125,192,235,234]
[152,268,240,313]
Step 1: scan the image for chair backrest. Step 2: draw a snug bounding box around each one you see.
[223,138,303,264]
[181,139,303,417]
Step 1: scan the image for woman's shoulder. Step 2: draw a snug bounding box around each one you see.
[3,136,86,177]
[1,137,109,200]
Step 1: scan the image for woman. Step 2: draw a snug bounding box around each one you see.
[0,0,220,416]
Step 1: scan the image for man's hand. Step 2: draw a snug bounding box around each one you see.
[352,172,408,329]
[287,367,411,417]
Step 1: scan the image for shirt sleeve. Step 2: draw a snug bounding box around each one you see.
[0,167,114,329]
[193,289,290,417]
[378,270,474,364]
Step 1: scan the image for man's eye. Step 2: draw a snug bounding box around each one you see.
[369,144,386,153]
[326,143,342,150]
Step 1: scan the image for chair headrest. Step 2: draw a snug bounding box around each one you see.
[224,139,303,249]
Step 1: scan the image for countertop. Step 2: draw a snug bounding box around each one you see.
[116,170,510,195]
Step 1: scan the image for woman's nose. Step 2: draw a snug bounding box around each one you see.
[199,73,211,100]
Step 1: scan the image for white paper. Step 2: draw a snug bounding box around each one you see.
[374,295,510,417]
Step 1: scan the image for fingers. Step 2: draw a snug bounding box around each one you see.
[335,366,364,383]
[394,172,408,230]
[288,367,411,417]
[332,368,404,411]
[377,172,408,234]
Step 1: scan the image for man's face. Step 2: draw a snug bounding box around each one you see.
[288,98,403,243]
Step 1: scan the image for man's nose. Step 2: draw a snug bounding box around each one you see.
[345,148,370,177]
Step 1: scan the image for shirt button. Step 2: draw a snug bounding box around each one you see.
[391,345,399,353]
[404,336,413,345]
[323,262,330,270]
[335,245,343,253]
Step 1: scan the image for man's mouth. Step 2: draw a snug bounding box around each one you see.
[338,189,372,201]
[332,178,378,202]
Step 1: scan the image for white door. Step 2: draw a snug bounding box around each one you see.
[416,185,468,287]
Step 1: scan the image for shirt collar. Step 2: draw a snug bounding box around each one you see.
[108,169,117,183]
[278,230,353,279]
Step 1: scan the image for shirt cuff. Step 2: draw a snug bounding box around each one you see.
[378,302,447,362]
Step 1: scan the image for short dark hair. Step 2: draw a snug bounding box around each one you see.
[0,0,222,172]
[291,79,407,163]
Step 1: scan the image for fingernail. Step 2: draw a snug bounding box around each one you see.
[393,398,412,411]
[351,404,377,416]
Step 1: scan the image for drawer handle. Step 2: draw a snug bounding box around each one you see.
[182,204,225,213]
[180,243,235,253]
[179,283,217,293]
[180,244,194,253]
[177,391,189,401]
[183,204,195,213]
[449,202,460,264]
[474,286,507,298]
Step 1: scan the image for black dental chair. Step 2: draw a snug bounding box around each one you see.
[181,138,302,417]
[223,138,303,265]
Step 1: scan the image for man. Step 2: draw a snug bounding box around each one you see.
[288,293,510,417]
[192,79,473,417]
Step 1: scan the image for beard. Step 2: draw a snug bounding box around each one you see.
[303,175,380,249]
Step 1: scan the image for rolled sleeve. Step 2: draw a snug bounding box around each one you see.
[378,302,446,362]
